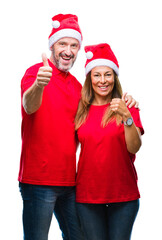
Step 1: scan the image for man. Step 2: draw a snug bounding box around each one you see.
[18,13,137,240]
[19,14,84,240]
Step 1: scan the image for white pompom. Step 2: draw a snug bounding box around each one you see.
[86,51,93,59]
[52,20,60,29]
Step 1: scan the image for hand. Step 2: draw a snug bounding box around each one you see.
[35,53,52,88]
[110,97,131,120]
[122,92,139,109]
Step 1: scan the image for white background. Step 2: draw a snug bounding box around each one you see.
[0,0,162,239]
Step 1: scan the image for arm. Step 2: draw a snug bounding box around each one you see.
[23,53,52,114]
[110,98,142,154]
[23,82,44,114]
[122,109,141,154]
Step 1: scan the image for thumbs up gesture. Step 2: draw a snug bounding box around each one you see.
[35,53,52,88]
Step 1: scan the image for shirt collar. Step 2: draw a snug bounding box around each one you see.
[48,59,70,78]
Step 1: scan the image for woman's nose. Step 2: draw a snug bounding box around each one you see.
[100,75,106,83]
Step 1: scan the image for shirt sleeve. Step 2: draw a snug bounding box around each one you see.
[21,65,40,95]
[129,106,144,135]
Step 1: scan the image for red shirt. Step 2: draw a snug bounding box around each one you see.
[18,60,82,186]
[76,104,144,203]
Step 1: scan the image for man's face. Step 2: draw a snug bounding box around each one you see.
[51,37,80,72]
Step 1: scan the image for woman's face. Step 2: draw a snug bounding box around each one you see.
[91,66,115,102]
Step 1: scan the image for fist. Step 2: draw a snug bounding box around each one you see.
[36,53,52,88]
[110,98,128,116]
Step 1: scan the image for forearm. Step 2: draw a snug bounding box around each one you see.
[123,112,142,154]
[23,81,44,114]
[22,54,52,115]
[110,98,142,154]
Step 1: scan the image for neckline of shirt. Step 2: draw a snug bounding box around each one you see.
[48,59,70,78]
[91,103,110,107]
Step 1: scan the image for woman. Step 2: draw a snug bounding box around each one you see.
[75,43,144,240]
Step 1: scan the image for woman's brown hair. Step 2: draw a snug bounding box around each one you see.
[75,71,123,130]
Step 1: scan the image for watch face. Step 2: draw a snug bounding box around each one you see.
[127,118,133,126]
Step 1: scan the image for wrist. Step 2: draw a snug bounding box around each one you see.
[34,80,44,90]
[122,111,133,127]
[122,111,132,122]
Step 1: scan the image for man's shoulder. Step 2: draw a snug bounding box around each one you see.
[25,62,43,75]
[21,62,43,90]
[68,72,82,90]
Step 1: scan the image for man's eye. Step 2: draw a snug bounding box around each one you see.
[72,44,77,48]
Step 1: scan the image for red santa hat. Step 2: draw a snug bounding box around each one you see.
[84,43,119,76]
[48,14,83,49]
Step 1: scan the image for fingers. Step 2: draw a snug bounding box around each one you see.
[110,98,128,116]
[126,95,139,109]
[37,70,52,78]
[123,93,133,107]
[123,93,140,109]
[42,53,49,67]
[135,101,140,109]
[41,53,52,73]
[122,92,128,101]
[36,70,52,88]
[127,99,136,108]
[35,54,52,88]
[124,94,133,107]
[110,98,121,112]
[126,98,133,107]
[35,79,49,88]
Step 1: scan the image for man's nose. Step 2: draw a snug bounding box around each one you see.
[64,46,71,55]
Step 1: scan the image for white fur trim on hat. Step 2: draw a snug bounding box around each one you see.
[49,28,82,49]
[85,59,119,76]
[52,20,60,29]
[86,51,93,59]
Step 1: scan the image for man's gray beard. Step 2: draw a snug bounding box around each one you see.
[52,50,75,72]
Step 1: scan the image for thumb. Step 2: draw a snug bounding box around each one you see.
[122,92,127,101]
[42,53,49,67]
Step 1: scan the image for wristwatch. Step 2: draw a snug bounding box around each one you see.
[123,117,133,126]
